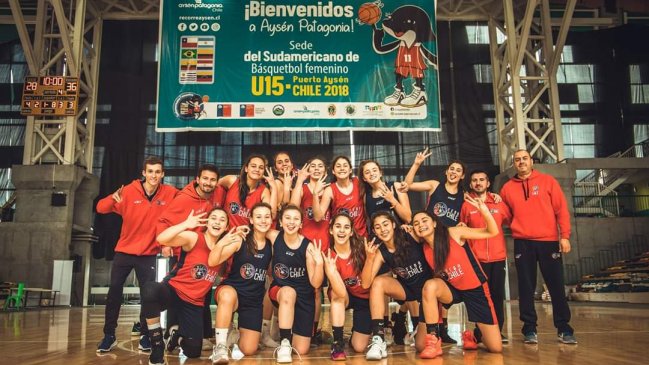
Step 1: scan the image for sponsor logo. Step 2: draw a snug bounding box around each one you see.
[173,92,205,120]
[217,104,232,117]
[239,104,255,117]
[294,105,320,115]
[327,104,336,116]
[273,104,285,116]
[345,104,356,116]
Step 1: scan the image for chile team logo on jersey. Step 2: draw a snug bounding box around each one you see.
[240,263,256,280]
[393,267,408,279]
[191,264,209,280]
[433,202,448,217]
[344,277,359,287]
[274,263,289,279]
[306,207,314,220]
[229,202,240,214]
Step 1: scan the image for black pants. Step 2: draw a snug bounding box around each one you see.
[142,282,203,358]
[481,260,506,331]
[103,253,157,336]
[162,256,212,339]
[514,240,573,335]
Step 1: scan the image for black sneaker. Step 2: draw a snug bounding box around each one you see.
[391,312,407,345]
[439,326,457,344]
[97,334,117,352]
[165,328,180,353]
[132,322,142,336]
[501,334,509,343]
[149,344,165,365]
[139,335,152,351]
[311,329,323,348]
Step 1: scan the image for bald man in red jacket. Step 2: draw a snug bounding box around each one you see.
[500,150,577,345]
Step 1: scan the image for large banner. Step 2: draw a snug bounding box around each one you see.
[156,0,440,131]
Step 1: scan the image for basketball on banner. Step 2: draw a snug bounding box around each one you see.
[358,2,382,25]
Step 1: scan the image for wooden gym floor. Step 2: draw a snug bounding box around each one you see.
[0,301,647,365]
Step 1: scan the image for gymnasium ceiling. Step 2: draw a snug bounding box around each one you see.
[0,0,648,23]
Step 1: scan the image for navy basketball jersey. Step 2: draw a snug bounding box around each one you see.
[379,236,433,292]
[426,182,463,227]
[221,238,272,300]
[271,232,314,296]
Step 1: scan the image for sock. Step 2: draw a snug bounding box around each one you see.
[426,323,440,336]
[262,319,271,335]
[411,315,420,331]
[313,321,319,336]
[279,328,292,343]
[214,328,228,345]
[149,324,164,347]
[442,318,448,328]
[383,315,390,326]
[371,319,385,339]
[332,326,344,343]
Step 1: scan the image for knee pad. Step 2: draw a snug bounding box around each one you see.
[180,337,202,358]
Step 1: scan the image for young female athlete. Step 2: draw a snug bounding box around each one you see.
[313,155,368,238]
[358,159,411,225]
[210,203,274,364]
[400,148,467,342]
[219,154,278,227]
[322,213,372,360]
[361,212,434,360]
[411,200,502,359]
[142,208,245,365]
[267,204,324,362]
[290,156,332,344]
[273,151,296,208]
[359,159,414,344]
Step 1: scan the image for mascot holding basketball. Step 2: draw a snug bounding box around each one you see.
[359,2,437,108]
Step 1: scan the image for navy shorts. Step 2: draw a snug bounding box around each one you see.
[214,285,264,332]
[443,282,497,325]
[347,294,371,335]
[269,285,315,337]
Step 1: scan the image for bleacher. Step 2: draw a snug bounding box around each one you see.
[572,235,649,303]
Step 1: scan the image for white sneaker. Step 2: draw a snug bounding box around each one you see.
[210,343,229,365]
[401,86,427,107]
[227,329,240,347]
[384,87,405,105]
[366,336,387,360]
[384,327,393,346]
[231,344,245,360]
[261,331,279,349]
[274,339,294,363]
[404,329,417,346]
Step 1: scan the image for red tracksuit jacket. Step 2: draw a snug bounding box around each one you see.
[499,169,570,241]
[96,179,178,256]
[460,192,511,262]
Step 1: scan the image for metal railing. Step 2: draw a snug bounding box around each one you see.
[573,195,649,217]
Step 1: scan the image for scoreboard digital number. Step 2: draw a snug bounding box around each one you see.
[21,76,80,116]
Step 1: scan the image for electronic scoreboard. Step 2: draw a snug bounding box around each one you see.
[21,76,80,116]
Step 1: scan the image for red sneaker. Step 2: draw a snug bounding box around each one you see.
[462,330,478,350]
[420,334,443,359]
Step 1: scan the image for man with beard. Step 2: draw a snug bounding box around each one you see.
[156,163,225,351]
[460,170,511,344]
[96,156,178,353]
